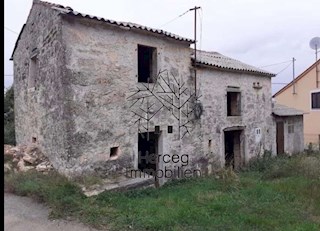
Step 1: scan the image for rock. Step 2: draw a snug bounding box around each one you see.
[4,163,12,173]
[17,159,34,172]
[17,159,25,171]
[36,161,53,172]
[4,144,53,173]
[4,145,14,155]
[25,166,35,171]
[25,144,43,158]
[23,153,37,165]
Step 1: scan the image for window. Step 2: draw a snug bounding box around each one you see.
[110,147,119,159]
[227,91,241,116]
[138,45,157,83]
[29,55,38,89]
[288,121,294,134]
[311,91,320,109]
[155,125,160,134]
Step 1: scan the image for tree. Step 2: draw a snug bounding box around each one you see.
[4,86,15,145]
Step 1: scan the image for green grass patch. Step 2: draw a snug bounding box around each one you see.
[4,152,320,231]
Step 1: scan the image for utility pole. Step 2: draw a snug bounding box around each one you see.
[292,57,296,94]
[316,44,319,88]
[190,6,200,97]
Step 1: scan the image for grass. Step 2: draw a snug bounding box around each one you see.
[4,152,320,231]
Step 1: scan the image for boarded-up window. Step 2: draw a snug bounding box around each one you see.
[311,92,320,109]
[138,45,157,83]
[227,91,241,116]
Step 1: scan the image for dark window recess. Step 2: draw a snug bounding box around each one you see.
[168,126,173,134]
[208,139,212,147]
[110,147,119,158]
[138,45,157,83]
[155,126,160,134]
[32,137,37,143]
[227,92,241,116]
[311,92,320,109]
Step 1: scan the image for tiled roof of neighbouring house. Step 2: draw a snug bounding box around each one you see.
[191,50,275,77]
[272,103,305,116]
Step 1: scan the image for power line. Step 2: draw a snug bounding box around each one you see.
[4,74,13,76]
[272,82,289,85]
[276,62,292,75]
[5,27,19,35]
[159,9,191,28]
[259,60,291,68]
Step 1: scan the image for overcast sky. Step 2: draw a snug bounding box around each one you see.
[4,0,320,93]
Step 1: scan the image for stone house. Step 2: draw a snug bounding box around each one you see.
[11,0,300,185]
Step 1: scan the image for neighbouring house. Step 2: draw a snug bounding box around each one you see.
[273,59,320,150]
[10,0,302,186]
[272,104,304,155]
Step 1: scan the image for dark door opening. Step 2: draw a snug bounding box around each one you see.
[276,122,284,154]
[224,130,242,170]
[138,132,158,175]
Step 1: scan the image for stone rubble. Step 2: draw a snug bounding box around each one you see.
[4,144,54,173]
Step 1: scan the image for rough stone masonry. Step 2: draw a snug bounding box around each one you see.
[11,0,281,185]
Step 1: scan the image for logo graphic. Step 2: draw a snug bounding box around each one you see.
[127,69,202,139]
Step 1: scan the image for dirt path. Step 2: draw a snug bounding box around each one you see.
[4,193,100,231]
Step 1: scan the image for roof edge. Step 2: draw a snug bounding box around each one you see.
[61,12,194,44]
[273,59,320,97]
[9,24,26,61]
[192,56,276,77]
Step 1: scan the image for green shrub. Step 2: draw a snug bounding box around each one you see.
[4,86,15,145]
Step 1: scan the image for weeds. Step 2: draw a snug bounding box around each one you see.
[4,152,320,230]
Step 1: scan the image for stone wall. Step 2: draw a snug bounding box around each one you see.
[197,68,275,167]
[13,3,276,180]
[13,2,70,173]
[61,15,200,178]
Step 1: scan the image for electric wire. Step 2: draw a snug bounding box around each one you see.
[275,62,292,75]
[159,9,191,28]
[5,27,19,34]
[259,60,291,68]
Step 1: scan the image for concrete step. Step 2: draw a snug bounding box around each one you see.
[81,175,155,197]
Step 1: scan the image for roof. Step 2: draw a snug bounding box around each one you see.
[273,59,320,97]
[272,103,304,116]
[191,50,275,77]
[10,0,194,60]
[9,24,26,60]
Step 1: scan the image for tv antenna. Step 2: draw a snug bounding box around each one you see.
[309,37,320,87]
[310,37,320,61]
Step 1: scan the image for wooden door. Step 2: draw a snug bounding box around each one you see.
[276,122,284,154]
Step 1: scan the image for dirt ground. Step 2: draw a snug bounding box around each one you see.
[4,193,100,231]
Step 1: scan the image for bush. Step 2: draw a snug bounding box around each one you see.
[4,86,15,145]
[247,151,320,180]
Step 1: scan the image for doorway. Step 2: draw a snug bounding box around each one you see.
[224,130,242,170]
[276,122,284,154]
[138,132,158,175]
